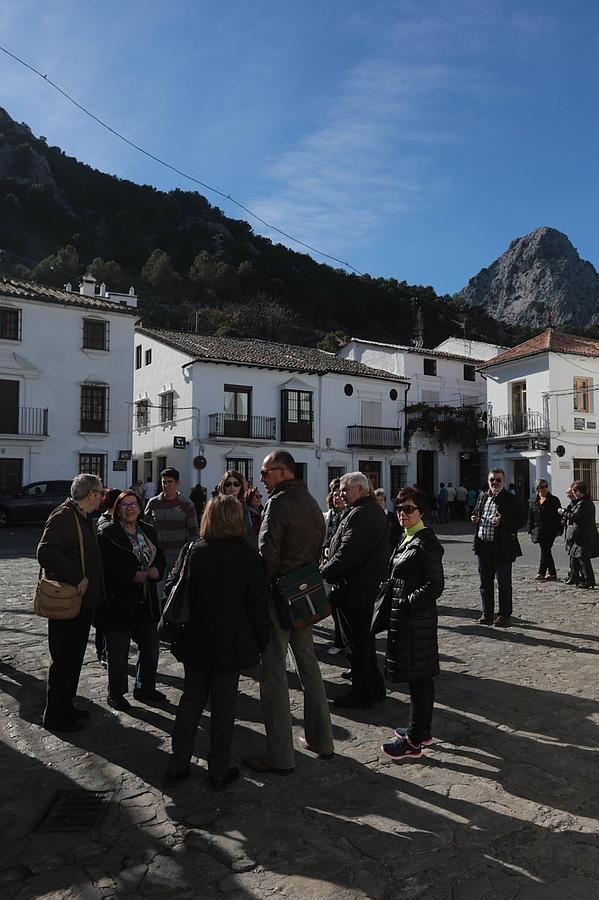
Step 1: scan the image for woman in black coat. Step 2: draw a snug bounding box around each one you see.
[381,486,444,761]
[567,480,599,589]
[166,494,270,789]
[527,478,562,581]
[97,491,165,710]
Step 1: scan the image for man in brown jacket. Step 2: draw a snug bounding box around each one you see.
[37,473,105,732]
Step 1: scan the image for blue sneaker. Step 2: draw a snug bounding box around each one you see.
[394,726,433,746]
[381,737,422,760]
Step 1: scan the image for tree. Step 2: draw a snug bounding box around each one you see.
[31,245,81,288]
[317,331,350,353]
[140,249,183,299]
[86,257,128,292]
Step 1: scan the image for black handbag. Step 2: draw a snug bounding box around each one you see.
[157,543,193,642]
[371,579,392,634]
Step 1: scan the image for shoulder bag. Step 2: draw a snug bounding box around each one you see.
[274,562,330,630]
[34,508,85,619]
[157,542,193,642]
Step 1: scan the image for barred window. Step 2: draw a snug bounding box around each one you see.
[160,392,174,423]
[226,458,253,485]
[83,319,109,350]
[327,466,345,485]
[136,399,149,428]
[0,307,21,341]
[79,453,106,483]
[80,384,109,433]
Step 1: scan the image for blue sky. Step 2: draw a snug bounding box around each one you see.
[1,0,598,294]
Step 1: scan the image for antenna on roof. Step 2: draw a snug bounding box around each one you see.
[412,305,424,349]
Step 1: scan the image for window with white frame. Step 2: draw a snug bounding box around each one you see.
[79,453,106,483]
[423,358,437,376]
[135,399,150,428]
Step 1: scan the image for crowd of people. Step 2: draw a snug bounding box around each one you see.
[35,457,597,786]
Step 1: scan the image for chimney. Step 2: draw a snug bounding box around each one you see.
[79,273,97,297]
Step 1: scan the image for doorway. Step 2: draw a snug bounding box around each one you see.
[513,459,530,505]
[359,460,381,490]
[416,450,435,496]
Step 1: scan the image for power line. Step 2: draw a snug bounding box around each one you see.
[0,43,363,274]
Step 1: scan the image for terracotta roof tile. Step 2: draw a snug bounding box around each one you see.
[137,327,409,381]
[482,329,599,367]
[0,277,139,316]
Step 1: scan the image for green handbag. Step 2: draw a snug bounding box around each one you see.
[274,562,331,630]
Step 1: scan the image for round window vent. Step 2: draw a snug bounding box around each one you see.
[344,384,354,396]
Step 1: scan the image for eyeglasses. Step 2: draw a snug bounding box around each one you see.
[489,478,503,484]
[260,466,282,477]
[395,504,419,514]
[224,480,240,488]
[89,489,103,496]
[119,502,139,510]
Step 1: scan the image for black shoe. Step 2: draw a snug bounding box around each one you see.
[133,688,167,705]
[70,706,90,720]
[563,577,577,584]
[210,766,240,791]
[242,757,294,776]
[43,718,83,733]
[578,583,595,590]
[107,695,131,711]
[333,693,374,710]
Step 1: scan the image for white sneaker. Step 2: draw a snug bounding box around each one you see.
[327,646,344,655]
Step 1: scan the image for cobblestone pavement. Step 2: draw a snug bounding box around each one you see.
[0,524,597,899]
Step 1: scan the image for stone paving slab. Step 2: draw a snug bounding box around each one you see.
[0,527,598,898]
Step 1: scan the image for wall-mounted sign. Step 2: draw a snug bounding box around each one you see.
[112,460,127,471]
[574,418,585,430]
[118,450,132,460]
[143,451,152,459]
[193,455,207,470]
[559,461,571,469]
[587,421,596,429]
[173,436,187,449]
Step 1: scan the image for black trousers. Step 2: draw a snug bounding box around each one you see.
[538,538,557,577]
[171,665,240,779]
[571,554,595,587]
[406,677,435,746]
[338,605,385,703]
[45,607,94,722]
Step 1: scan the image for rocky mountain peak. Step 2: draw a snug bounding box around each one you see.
[454,227,599,328]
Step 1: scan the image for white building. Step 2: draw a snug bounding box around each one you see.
[482,328,599,510]
[339,337,506,494]
[132,327,409,505]
[0,275,138,491]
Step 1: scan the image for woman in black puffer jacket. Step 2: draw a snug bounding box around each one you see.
[166,494,270,789]
[381,486,444,762]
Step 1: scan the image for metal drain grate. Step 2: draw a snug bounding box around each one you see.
[35,789,113,832]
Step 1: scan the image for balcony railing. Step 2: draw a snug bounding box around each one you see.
[209,413,277,440]
[0,407,48,436]
[487,411,548,438]
[347,425,402,449]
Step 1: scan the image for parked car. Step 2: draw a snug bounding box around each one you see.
[0,480,72,528]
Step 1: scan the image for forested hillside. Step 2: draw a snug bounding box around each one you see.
[0,107,510,347]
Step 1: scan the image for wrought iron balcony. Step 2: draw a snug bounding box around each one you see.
[347,425,402,449]
[209,413,277,440]
[0,407,48,437]
[487,411,549,439]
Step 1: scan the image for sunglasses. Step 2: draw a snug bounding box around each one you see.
[224,480,240,488]
[538,484,548,489]
[260,466,282,477]
[395,504,419,514]
[489,478,503,483]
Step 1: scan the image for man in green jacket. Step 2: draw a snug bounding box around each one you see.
[37,473,105,732]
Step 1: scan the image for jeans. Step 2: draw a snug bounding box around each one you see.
[477,540,513,619]
[406,677,435,746]
[171,665,240,779]
[259,592,333,768]
[104,620,159,697]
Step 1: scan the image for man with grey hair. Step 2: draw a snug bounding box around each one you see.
[374,487,402,548]
[37,473,105,732]
[321,472,390,708]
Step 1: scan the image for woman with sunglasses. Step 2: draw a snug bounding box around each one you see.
[380,486,444,761]
[97,490,166,710]
[527,479,562,581]
[217,470,258,548]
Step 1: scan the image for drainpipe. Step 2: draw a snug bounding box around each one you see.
[403,381,411,449]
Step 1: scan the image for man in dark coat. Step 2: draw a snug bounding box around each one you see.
[37,473,105,732]
[322,471,390,708]
[244,450,333,774]
[471,468,526,627]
